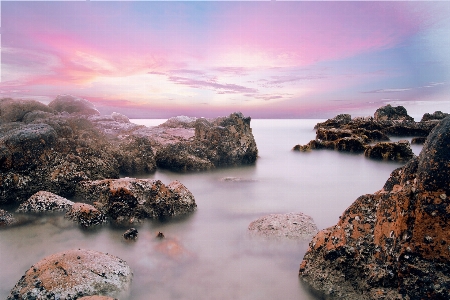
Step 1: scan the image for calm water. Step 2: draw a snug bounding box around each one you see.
[0,119,422,299]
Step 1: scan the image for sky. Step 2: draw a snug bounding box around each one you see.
[1,1,450,119]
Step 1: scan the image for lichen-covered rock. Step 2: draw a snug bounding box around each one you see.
[17,191,74,213]
[66,203,106,227]
[7,249,132,300]
[299,116,450,299]
[0,98,54,123]
[155,112,258,172]
[113,136,157,175]
[374,104,415,122]
[75,178,197,222]
[158,116,197,128]
[248,213,318,239]
[48,95,100,116]
[364,140,414,161]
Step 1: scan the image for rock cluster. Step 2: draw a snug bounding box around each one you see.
[8,249,132,300]
[1,96,257,205]
[75,178,197,223]
[293,105,441,161]
[248,213,318,240]
[155,112,258,172]
[299,116,450,299]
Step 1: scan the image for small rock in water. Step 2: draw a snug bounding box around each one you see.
[156,232,165,239]
[248,212,318,239]
[123,228,138,240]
[66,203,106,227]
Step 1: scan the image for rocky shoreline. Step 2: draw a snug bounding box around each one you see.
[299,115,450,299]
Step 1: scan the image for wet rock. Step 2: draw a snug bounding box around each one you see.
[364,140,414,161]
[248,213,318,240]
[411,136,426,144]
[0,209,16,226]
[374,104,414,122]
[155,112,258,172]
[299,116,450,299]
[48,95,100,116]
[421,110,449,122]
[7,249,132,300]
[113,136,156,175]
[0,98,54,123]
[75,178,197,222]
[156,232,165,239]
[17,191,74,213]
[66,203,106,227]
[123,228,138,240]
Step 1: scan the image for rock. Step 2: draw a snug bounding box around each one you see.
[374,104,415,122]
[299,116,450,299]
[113,136,156,175]
[7,249,132,300]
[110,112,129,123]
[421,110,449,122]
[364,140,414,161]
[158,116,197,128]
[0,209,16,226]
[66,203,106,227]
[0,98,54,123]
[17,191,74,213]
[411,137,426,144]
[123,228,138,240]
[248,213,318,239]
[155,112,258,172]
[75,178,197,222]
[334,137,367,153]
[219,177,257,182]
[48,95,100,116]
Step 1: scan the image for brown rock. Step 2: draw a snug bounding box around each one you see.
[364,140,414,161]
[374,104,414,122]
[0,209,16,226]
[66,203,106,227]
[7,249,132,300]
[0,98,54,123]
[75,178,196,222]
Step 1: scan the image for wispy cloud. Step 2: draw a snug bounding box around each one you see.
[168,76,258,94]
[363,88,411,93]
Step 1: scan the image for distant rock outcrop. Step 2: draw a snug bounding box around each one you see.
[294,105,445,159]
[299,116,450,299]
[8,249,132,300]
[48,95,100,116]
[420,110,449,122]
[75,178,197,223]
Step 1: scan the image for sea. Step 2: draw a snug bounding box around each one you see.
[0,119,423,299]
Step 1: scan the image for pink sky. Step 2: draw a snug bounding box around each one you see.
[1,1,450,118]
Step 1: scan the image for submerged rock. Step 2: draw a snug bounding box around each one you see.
[17,191,74,213]
[364,140,414,161]
[75,178,196,222]
[248,213,318,240]
[299,116,450,299]
[123,228,138,240]
[7,249,132,300]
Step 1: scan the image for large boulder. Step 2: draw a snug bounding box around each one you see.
[156,112,258,172]
[299,116,450,299]
[75,178,197,222]
[48,95,100,116]
[7,249,132,300]
[421,110,449,122]
[0,98,54,123]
